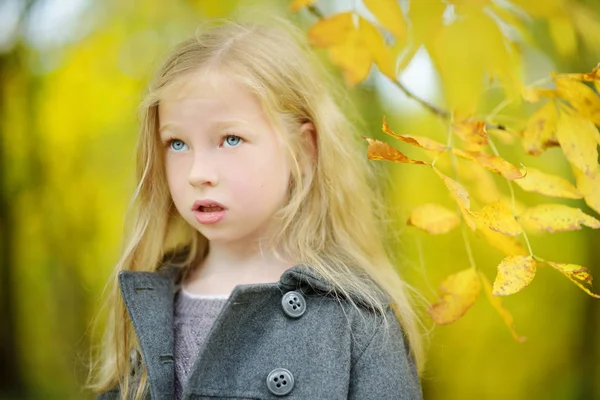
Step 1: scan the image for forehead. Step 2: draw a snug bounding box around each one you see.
[158,70,263,120]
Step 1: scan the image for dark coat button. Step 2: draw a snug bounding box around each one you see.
[281,291,306,318]
[266,368,295,396]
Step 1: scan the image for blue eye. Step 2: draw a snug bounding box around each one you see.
[169,139,188,152]
[223,135,243,148]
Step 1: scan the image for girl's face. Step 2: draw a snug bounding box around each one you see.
[158,71,292,247]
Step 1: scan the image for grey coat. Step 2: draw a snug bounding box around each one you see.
[98,262,423,400]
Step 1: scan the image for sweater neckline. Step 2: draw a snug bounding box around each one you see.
[180,287,230,300]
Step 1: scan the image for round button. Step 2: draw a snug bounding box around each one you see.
[266,368,295,396]
[281,291,306,318]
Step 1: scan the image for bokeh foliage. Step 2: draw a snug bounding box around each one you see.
[0,0,599,399]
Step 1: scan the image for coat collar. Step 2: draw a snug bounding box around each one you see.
[117,263,336,399]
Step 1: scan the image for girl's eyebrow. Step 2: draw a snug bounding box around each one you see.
[158,119,252,137]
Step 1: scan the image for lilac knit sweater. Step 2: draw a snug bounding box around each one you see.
[173,289,229,399]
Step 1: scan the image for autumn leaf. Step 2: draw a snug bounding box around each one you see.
[454,150,524,180]
[407,203,460,234]
[453,120,489,146]
[480,272,526,342]
[364,0,406,39]
[556,111,600,178]
[428,268,481,325]
[308,14,396,84]
[492,255,537,296]
[290,0,315,11]
[382,116,447,152]
[572,167,600,215]
[473,201,522,236]
[363,137,428,165]
[521,87,558,103]
[545,261,600,298]
[513,167,582,199]
[518,204,600,233]
[554,77,600,125]
[477,222,528,256]
[521,101,559,156]
[327,30,372,85]
[433,167,476,230]
[554,64,600,82]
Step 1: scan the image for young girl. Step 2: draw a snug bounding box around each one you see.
[90,18,425,400]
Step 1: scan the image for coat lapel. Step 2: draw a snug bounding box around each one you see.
[119,267,181,400]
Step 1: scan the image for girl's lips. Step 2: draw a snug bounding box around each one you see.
[193,209,227,224]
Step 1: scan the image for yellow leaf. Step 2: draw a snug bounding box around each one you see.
[358,18,396,79]
[522,87,558,103]
[290,0,315,11]
[363,137,428,165]
[430,9,521,112]
[308,12,354,47]
[492,255,537,296]
[453,120,488,145]
[518,204,600,233]
[457,162,502,205]
[382,116,447,152]
[548,16,578,57]
[514,167,582,199]
[428,268,481,325]
[433,167,476,230]
[328,30,372,85]
[479,272,527,342]
[407,203,460,234]
[555,78,600,126]
[364,0,406,39]
[522,101,559,156]
[573,167,600,215]
[477,222,528,256]
[473,201,522,236]
[454,150,524,180]
[553,64,600,82]
[556,111,600,178]
[545,261,600,298]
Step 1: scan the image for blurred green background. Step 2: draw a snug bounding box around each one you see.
[1,0,599,399]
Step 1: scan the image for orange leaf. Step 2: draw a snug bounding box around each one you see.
[573,167,600,215]
[514,167,582,199]
[473,201,522,236]
[492,255,537,296]
[454,150,524,180]
[382,116,447,152]
[290,0,316,11]
[522,101,559,156]
[556,111,600,178]
[433,167,476,230]
[364,0,406,39]
[545,261,600,298]
[518,204,600,233]
[480,272,526,342]
[407,203,460,234]
[363,137,428,165]
[453,120,489,146]
[428,268,481,325]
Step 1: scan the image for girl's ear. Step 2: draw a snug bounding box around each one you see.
[299,122,317,161]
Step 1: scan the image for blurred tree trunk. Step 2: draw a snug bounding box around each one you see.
[0,53,26,399]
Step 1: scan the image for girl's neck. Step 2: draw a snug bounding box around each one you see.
[182,241,295,296]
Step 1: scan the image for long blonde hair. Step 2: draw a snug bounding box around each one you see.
[88,18,427,399]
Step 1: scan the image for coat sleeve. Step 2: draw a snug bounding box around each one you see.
[348,306,423,400]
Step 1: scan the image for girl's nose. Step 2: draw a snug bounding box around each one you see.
[188,153,218,187]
